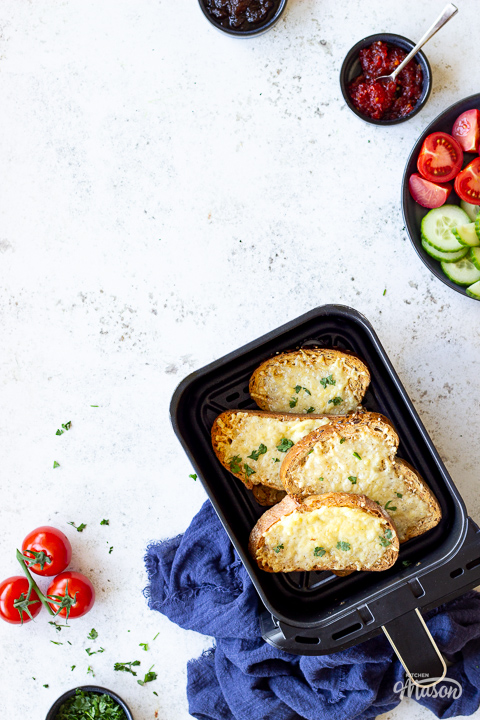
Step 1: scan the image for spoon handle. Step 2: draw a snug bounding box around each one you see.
[391,3,458,80]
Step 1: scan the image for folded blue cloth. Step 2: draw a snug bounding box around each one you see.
[144,500,480,720]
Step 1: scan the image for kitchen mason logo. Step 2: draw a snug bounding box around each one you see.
[393,675,462,700]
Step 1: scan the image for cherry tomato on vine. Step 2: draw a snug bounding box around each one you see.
[47,571,95,620]
[0,576,42,624]
[21,526,72,577]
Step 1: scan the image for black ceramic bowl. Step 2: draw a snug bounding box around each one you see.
[340,33,432,126]
[198,0,288,37]
[46,686,134,720]
[402,93,480,301]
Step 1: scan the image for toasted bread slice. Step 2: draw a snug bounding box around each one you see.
[211,410,336,491]
[280,412,441,542]
[249,492,399,573]
[249,349,370,416]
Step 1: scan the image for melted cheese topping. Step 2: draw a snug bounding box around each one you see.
[289,430,428,541]
[223,414,330,489]
[260,506,390,572]
[260,355,365,415]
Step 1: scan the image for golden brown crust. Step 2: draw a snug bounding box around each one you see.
[249,348,370,412]
[211,409,342,490]
[280,412,398,492]
[252,484,287,506]
[248,492,399,573]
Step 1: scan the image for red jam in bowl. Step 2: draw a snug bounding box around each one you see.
[205,0,279,30]
[347,41,423,121]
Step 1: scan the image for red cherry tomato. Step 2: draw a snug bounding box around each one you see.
[0,576,42,624]
[47,571,95,619]
[22,526,72,577]
[408,173,452,209]
[454,158,480,205]
[452,109,480,154]
[417,132,464,183]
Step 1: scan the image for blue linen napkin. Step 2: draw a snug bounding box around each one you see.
[144,500,480,719]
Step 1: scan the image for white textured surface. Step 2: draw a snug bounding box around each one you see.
[0,1,479,718]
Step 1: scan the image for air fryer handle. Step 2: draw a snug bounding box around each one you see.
[382,608,446,687]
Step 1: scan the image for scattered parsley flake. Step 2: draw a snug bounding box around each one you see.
[139,643,149,651]
[272,457,280,463]
[337,541,351,551]
[109,546,114,554]
[87,666,95,676]
[383,289,387,296]
[229,455,242,474]
[100,519,110,525]
[348,476,357,484]
[384,528,393,539]
[306,407,315,413]
[153,633,160,641]
[276,438,294,452]
[244,463,256,479]
[114,660,141,676]
[385,500,397,512]
[247,444,267,461]
[53,461,60,468]
[313,547,326,557]
[138,666,157,686]
[318,476,324,481]
[68,521,86,532]
[294,385,311,395]
[379,536,391,547]
[87,628,98,640]
[50,640,63,645]
[189,474,197,481]
[320,374,336,389]
[353,452,361,460]
[402,560,412,567]
[395,492,403,498]
[328,397,343,406]
[340,438,346,444]
[289,397,298,408]
[273,544,284,553]
[71,666,76,671]
[43,684,49,688]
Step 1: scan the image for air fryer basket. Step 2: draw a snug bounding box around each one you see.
[170,305,480,683]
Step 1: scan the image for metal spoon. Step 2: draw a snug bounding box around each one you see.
[375,3,458,85]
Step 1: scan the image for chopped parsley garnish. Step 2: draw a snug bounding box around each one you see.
[228,455,242,474]
[244,464,256,479]
[395,492,403,498]
[313,546,326,557]
[138,666,157,686]
[328,397,343,406]
[273,544,284,553]
[139,643,149,651]
[56,689,128,720]
[384,528,393,539]
[56,421,72,436]
[90,405,99,407]
[340,438,346,444]
[276,438,294,452]
[320,374,335,389]
[87,628,99,640]
[153,632,160,640]
[53,461,60,468]
[348,476,357,484]
[353,452,362,460]
[402,560,412,567]
[379,536,391,547]
[51,640,63,645]
[294,385,311,396]
[247,444,267,461]
[68,521,86,532]
[289,396,298,408]
[384,500,397,512]
[49,621,63,632]
[189,474,197,481]
[306,407,315,414]
[336,541,351,551]
[318,476,324,481]
[100,519,110,525]
[87,666,95,676]
[272,457,280,463]
[71,665,76,671]
[114,660,141,676]
[109,546,114,554]
[383,289,387,296]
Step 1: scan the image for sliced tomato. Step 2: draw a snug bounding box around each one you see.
[417,132,463,183]
[454,158,480,204]
[452,109,480,153]
[409,173,452,208]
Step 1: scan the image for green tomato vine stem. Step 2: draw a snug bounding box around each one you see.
[16,548,54,616]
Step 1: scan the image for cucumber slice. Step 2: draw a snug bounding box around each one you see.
[441,258,480,286]
[466,280,480,300]
[421,205,470,252]
[461,200,480,222]
[469,247,480,271]
[421,238,468,262]
[452,223,480,247]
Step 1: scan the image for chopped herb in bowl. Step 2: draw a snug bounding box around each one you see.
[46,687,132,720]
